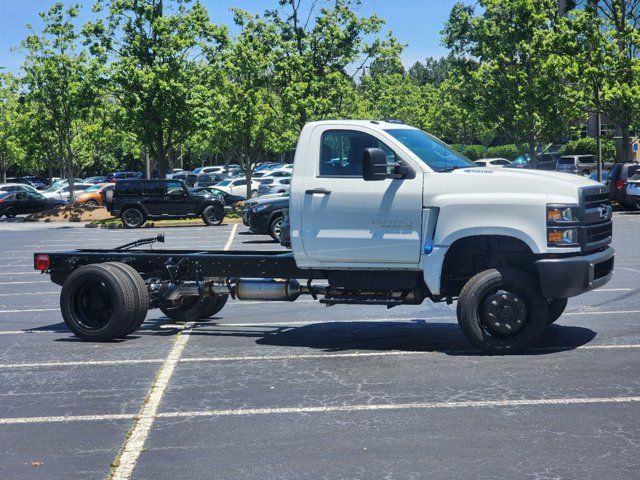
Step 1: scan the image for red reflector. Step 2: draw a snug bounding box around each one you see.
[35,254,51,271]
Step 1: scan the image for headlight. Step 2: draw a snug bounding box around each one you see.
[546,205,579,223]
[252,204,271,212]
[547,227,580,247]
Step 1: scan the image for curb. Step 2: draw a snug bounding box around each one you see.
[85,217,243,229]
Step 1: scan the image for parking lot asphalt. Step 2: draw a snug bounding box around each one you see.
[0,215,639,479]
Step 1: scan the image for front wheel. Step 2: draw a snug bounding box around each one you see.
[547,298,568,325]
[4,206,17,218]
[85,199,99,207]
[202,204,224,226]
[457,268,549,354]
[269,215,283,242]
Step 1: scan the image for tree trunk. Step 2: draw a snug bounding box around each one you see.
[66,162,75,205]
[616,126,631,163]
[528,134,538,168]
[0,154,6,183]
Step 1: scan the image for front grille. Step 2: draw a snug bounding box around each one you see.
[585,221,612,245]
[583,189,611,210]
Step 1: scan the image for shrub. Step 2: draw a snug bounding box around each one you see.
[487,144,520,161]
[461,144,487,161]
[560,137,615,163]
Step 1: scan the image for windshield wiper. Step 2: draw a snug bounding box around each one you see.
[438,166,466,173]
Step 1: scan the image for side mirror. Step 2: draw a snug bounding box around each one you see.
[362,148,388,181]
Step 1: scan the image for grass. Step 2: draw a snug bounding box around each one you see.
[89,210,241,228]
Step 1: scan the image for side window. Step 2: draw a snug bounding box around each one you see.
[143,181,165,196]
[118,182,141,196]
[319,130,397,177]
[281,179,291,185]
[235,180,247,186]
[166,181,184,196]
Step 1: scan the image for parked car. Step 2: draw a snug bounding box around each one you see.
[555,155,612,176]
[260,170,292,179]
[193,166,226,176]
[257,177,291,196]
[194,172,225,188]
[106,171,145,183]
[242,195,289,242]
[588,170,610,184]
[75,184,113,206]
[626,173,640,209]
[0,183,40,194]
[83,176,109,184]
[106,179,226,228]
[214,177,261,198]
[191,186,244,206]
[42,182,94,201]
[20,176,48,190]
[535,152,561,170]
[608,162,640,209]
[167,171,198,186]
[0,190,66,218]
[474,158,512,168]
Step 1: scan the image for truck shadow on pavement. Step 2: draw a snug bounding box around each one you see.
[186,320,597,356]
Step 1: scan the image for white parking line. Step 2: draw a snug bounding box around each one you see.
[109,225,239,480]
[1,395,639,425]
[159,396,640,418]
[0,272,38,276]
[2,343,639,370]
[0,291,58,297]
[0,308,59,314]
[0,280,50,285]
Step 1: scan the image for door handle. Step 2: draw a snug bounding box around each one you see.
[305,188,331,195]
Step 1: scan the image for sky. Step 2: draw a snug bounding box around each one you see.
[0,0,459,73]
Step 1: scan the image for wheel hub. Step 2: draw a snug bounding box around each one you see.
[482,290,527,335]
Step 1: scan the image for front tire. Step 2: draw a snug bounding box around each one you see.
[269,215,283,242]
[85,199,99,207]
[547,298,568,325]
[457,268,549,354]
[121,207,145,228]
[4,206,17,218]
[202,204,224,226]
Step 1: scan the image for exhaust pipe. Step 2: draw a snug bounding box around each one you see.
[234,279,302,301]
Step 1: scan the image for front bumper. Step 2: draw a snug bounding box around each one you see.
[536,246,614,298]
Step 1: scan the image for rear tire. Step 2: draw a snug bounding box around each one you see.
[202,204,224,226]
[547,298,568,325]
[456,268,549,354]
[103,262,149,335]
[60,264,137,341]
[121,207,145,228]
[161,295,228,322]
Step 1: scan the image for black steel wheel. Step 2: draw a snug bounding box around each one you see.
[269,215,283,242]
[547,298,568,325]
[121,208,145,228]
[202,204,224,226]
[4,206,17,218]
[457,268,549,354]
[160,295,227,322]
[60,264,137,341]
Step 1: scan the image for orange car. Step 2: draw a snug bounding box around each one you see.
[75,184,114,207]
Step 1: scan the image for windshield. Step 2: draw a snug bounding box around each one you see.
[85,185,102,192]
[384,129,474,172]
[558,157,575,165]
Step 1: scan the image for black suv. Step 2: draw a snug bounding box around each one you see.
[242,195,289,241]
[107,179,226,228]
[608,162,640,210]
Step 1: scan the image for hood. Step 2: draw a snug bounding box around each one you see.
[428,167,597,205]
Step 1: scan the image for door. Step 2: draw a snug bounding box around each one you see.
[300,128,423,265]
[141,181,165,216]
[231,179,247,197]
[164,181,190,215]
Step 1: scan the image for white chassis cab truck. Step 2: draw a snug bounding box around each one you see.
[35,121,614,354]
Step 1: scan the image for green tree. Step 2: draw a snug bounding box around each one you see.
[85,0,225,178]
[443,0,582,164]
[0,74,24,183]
[407,56,452,86]
[20,3,101,201]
